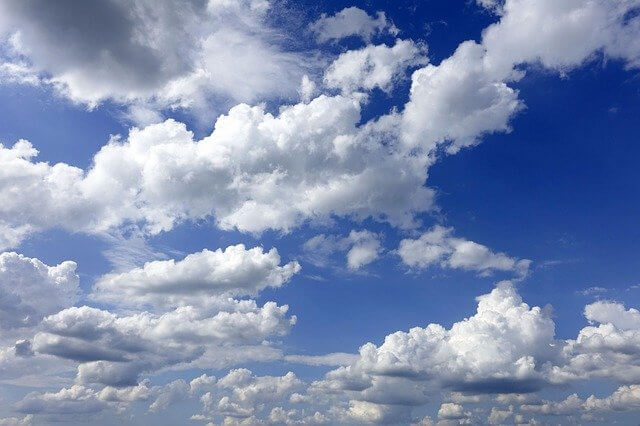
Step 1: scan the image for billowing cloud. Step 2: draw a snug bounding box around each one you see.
[0,252,79,331]
[33,299,295,386]
[0,95,434,248]
[398,226,531,277]
[92,244,300,308]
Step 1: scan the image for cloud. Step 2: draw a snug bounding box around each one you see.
[557,301,640,384]
[324,39,427,94]
[0,416,33,426]
[33,299,295,386]
[195,369,305,422]
[0,252,79,331]
[284,353,359,367]
[15,383,149,415]
[437,402,471,421]
[584,300,640,330]
[92,244,300,309]
[522,384,640,416]
[291,281,558,424]
[401,40,523,154]
[397,226,531,277]
[0,0,310,112]
[303,230,383,270]
[309,7,397,43]
[0,95,434,248]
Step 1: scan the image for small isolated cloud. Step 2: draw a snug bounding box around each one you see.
[398,225,531,278]
[303,230,383,271]
[309,7,398,43]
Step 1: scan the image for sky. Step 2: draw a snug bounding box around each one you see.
[0,0,640,425]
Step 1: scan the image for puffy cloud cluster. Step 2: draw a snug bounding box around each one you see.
[15,383,150,416]
[92,244,300,309]
[0,244,299,391]
[309,7,398,43]
[556,301,640,384]
[398,226,531,277]
[3,0,639,250]
[32,297,295,387]
[0,94,434,248]
[295,281,558,423]
[522,384,640,416]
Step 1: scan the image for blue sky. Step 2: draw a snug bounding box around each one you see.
[1,0,640,425]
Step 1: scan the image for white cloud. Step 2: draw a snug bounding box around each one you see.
[324,39,427,94]
[398,226,531,277]
[309,7,397,43]
[0,0,310,112]
[482,0,640,76]
[522,384,640,416]
[0,252,79,331]
[297,281,558,425]
[401,40,523,154]
[0,95,434,248]
[92,244,300,309]
[345,231,383,270]
[584,301,640,330]
[32,299,295,386]
[15,383,149,416]
[437,402,471,421]
[303,230,383,270]
[284,353,359,367]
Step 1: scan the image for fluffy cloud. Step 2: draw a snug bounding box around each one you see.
[402,0,640,154]
[557,301,640,384]
[192,369,305,423]
[401,40,523,154]
[92,244,300,308]
[482,0,640,75]
[0,94,434,248]
[0,252,79,331]
[522,384,640,416]
[309,7,397,43]
[584,300,640,330]
[324,39,427,94]
[14,383,149,416]
[397,226,531,277]
[32,299,295,386]
[294,281,558,424]
[303,230,383,270]
[0,0,309,112]
[4,0,639,249]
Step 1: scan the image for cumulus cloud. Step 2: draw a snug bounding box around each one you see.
[92,244,300,309]
[33,299,295,386]
[15,383,149,416]
[557,301,640,384]
[4,0,639,249]
[309,7,397,43]
[0,252,79,331]
[324,39,427,94]
[0,95,434,248]
[397,226,531,277]
[0,0,310,113]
